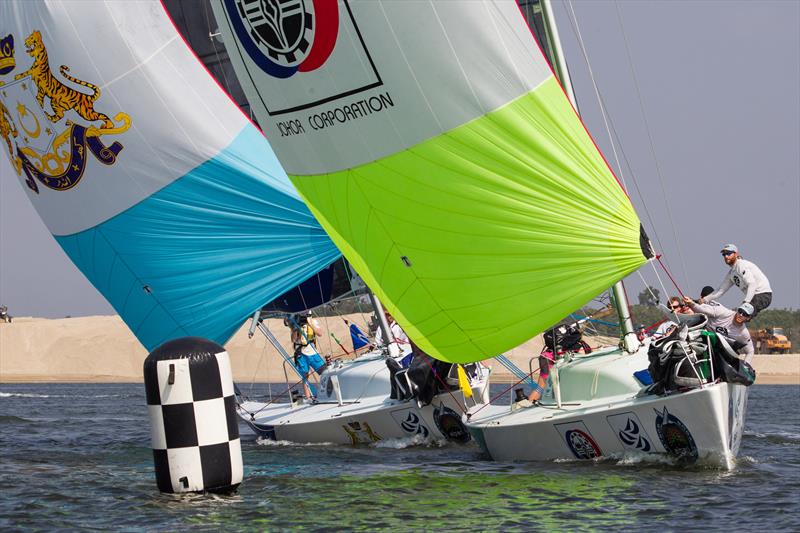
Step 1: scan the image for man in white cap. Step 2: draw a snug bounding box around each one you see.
[683,298,755,361]
[700,244,772,317]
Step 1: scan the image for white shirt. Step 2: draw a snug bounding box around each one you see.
[689,302,754,360]
[705,258,771,304]
[375,320,412,356]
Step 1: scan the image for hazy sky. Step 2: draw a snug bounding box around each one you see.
[1,0,798,319]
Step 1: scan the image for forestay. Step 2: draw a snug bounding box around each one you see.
[211,0,651,363]
[0,1,340,350]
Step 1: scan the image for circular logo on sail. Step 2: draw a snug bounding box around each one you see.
[225,0,339,79]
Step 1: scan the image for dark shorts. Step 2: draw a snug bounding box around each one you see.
[750,292,772,317]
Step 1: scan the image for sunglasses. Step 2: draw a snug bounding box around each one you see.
[721,251,735,256]
[737,310,752,317]
[669,304,681,310]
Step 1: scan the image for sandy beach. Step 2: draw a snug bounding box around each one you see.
[0,315,797,385]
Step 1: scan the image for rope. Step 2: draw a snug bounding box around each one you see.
[418,356,468,415]
[467,368,542,419]
[239,374,310,418]
[636,266,668,307]
[495,354,539,389]
[656,255,686,298]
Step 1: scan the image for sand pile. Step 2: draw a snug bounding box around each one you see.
[1,315,796,384]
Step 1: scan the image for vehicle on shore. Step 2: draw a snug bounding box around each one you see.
[753,328,792,354]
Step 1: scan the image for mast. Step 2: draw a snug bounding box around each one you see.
[368,290,395,350]
[539,0,640,352]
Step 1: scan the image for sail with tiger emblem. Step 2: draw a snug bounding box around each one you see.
[0,1,340,350]
[210,0,653,363]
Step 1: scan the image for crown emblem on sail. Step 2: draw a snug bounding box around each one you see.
[225,0,339,78]
[0,35,15,75]
[0,30,131,194]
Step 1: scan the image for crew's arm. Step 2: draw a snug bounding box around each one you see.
[702,276,732,303]
[686,299,725,319]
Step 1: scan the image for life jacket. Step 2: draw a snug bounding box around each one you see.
[296,323,315,346]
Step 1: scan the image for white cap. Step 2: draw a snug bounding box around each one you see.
[737,303,754,316]
[721,243,738,253]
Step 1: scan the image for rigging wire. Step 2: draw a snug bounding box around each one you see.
[562,0,667,258]
[315,271,334,357]
[246,335,270,397]
[202,3,236,100]
[563,0,690,303]
[592,87,668,258]
[612,0,691,288]
[342,260,376,337]
[563,0,628,193]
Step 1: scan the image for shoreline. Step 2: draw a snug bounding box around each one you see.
[1,316,798,386]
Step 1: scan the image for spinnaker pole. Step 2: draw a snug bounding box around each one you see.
[540,0,640,352]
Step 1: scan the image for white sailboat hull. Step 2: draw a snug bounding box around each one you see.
[466,348,749,469]
[238,353,488,445]
[240,394,473,445]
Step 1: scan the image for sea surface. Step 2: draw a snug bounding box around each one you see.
[1,383,798,531]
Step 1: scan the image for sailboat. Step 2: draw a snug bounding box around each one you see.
[226,257,490,445]
[0,0,488,448]
[159,3,492,445]
[209,0,753,467]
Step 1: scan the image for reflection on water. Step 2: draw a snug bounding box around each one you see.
[0,383,798,531]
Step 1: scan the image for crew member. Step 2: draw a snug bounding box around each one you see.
[702,244,772,317]
[684,298,755,361]
[289,312,326,401]
[653,296,693,338]
[375,311,413,366]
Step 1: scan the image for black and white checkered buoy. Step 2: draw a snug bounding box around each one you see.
[143,337,243,493]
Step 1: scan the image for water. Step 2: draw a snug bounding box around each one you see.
[1,383,798,531]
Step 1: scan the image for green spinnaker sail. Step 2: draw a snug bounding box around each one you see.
[212,0,649,363]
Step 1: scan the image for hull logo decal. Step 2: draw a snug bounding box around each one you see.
[342,420,381,445]
[433,405,471,444]
[398,411,429,438]
[654,406,698,462]
[555,421,602,459]
[607,412,653,452]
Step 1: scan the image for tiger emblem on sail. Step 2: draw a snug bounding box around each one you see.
[14,30,114,130]
[0,29,130,193]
